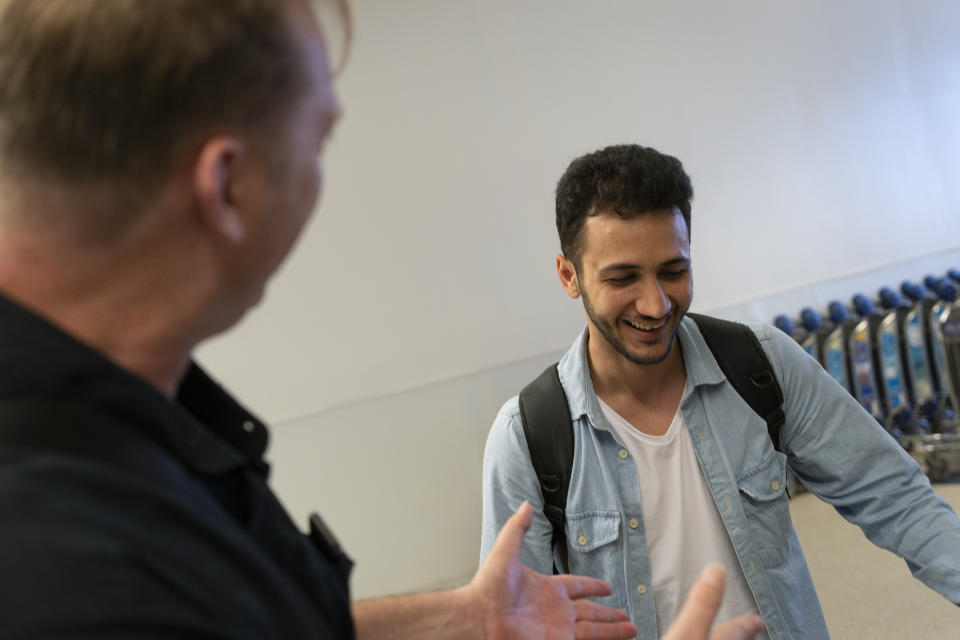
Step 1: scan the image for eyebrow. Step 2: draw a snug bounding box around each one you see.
[598,257,690,273]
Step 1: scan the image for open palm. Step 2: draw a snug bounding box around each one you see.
[468,502,636,640]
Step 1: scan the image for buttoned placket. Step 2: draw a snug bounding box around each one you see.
[681,399,786,640]
[590,412,658,639]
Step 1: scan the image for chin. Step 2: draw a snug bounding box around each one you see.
[624,328,679,366]
[627,347,672,366]
[210,286,267,337]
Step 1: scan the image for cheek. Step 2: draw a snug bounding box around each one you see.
[306,160,322,205]
[669,278,694,305]
[590,289,627,315]
[293,160,322,224]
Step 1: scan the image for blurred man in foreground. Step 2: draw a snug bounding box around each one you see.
[0,1,761,638]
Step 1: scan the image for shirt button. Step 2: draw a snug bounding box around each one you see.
[242,420,256,433]
[577,534,588,546]
[770,480,780,492]
[636,584,647,595]
[628,518,639,529]
[618,449,629,459]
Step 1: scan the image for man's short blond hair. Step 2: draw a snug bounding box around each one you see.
[0,0,348,230]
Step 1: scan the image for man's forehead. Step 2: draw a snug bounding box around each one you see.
[580,210,690,264]
[304,0,352,74]
[583,208,688,238]
[589,205,684,221]
[292,8,340,120]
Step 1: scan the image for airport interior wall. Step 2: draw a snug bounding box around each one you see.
[196,0,960,598]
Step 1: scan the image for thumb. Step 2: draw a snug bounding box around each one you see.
[662,564,726,640]
[710,614,765,640]
[487,501,533,565]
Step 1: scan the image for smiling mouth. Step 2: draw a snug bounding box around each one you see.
[625,316,669,331]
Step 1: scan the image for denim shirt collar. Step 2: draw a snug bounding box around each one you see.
[556,316,728,432]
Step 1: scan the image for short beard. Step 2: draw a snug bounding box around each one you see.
[581,287,682,366]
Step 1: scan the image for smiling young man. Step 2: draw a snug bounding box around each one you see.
[480,144,960,639]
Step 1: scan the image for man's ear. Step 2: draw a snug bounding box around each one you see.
[194,137,249,244]
[556,253,581,299]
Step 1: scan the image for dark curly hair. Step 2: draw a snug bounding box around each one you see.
[555,144,693,269]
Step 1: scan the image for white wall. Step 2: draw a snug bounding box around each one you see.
[196,0,960,598]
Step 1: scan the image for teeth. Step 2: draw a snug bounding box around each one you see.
[627,318,666,331]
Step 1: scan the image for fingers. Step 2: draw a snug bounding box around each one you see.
[709,614,765,640]
[485,501,533,566]
[661,563,726,640]
[570,585,637,639]
[573,619,639,640]
[573,598,631,623]
[553,573,613,599]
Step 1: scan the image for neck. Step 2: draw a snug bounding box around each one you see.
[0,201,215,398]
[586,326,687,407]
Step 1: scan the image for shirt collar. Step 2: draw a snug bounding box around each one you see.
[556,316,728,431]
[0,292,268,477]
[675,316,728,388]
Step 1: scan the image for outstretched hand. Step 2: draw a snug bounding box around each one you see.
[467,501,637,640]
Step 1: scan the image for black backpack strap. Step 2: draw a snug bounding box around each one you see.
[688,313,786,451]
[518,365,574,573]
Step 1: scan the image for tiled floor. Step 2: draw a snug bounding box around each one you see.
[790,481,960,639]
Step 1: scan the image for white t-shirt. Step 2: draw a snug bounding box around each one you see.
[598,398,760,636]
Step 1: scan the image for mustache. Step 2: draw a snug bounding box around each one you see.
[623,309,674,323]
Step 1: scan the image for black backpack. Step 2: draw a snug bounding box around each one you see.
[518,313,785,571]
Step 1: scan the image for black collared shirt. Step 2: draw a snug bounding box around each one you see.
[0,294,354,639]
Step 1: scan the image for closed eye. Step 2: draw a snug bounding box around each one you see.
[659,268,688,279]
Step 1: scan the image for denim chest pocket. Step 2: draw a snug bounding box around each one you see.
[565,511,626,608]
[736,452,791,568]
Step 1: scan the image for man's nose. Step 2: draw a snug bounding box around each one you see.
[633,278,671,318]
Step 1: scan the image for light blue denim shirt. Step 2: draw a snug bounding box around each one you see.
[480,317,960,640]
